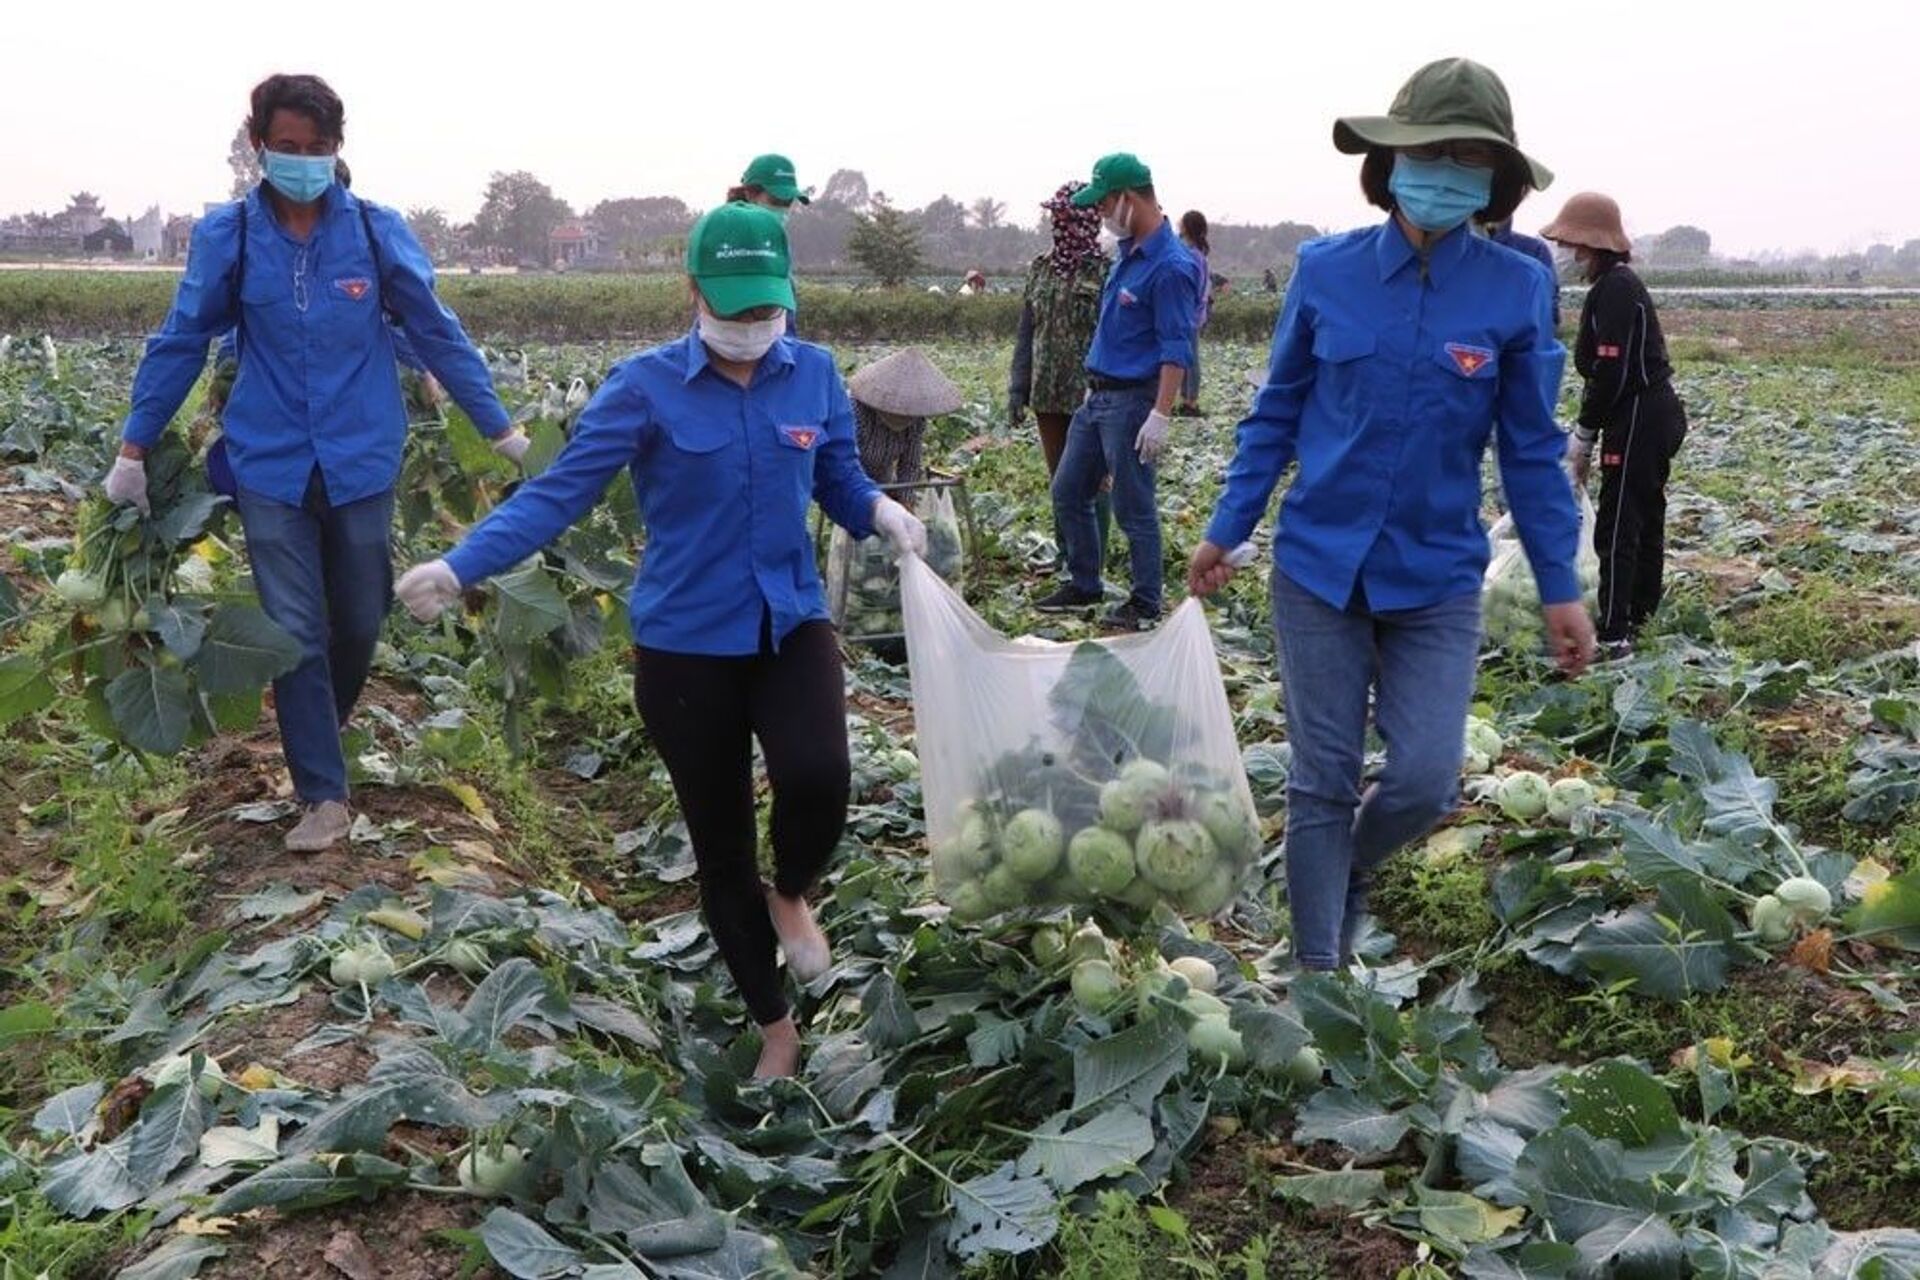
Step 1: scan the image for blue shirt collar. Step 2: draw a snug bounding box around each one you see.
[1120,216,1176,262]
[681,327,797,385]
[1376,216,1470,288]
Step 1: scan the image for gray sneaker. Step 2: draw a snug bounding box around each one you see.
[285,801,351,853]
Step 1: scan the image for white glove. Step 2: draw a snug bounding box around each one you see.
[491,431,531,466]
[104,454,150,516]
[1135,409,1171,464]
[394,559,463,623]
[872,496,928,558]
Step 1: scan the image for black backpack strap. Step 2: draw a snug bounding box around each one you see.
[358,201,399,327]
[228,197,247,361]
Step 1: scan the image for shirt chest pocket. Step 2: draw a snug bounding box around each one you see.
[1431,342,1499,416]
[665,416,732,457]
[1310,325,1377,423]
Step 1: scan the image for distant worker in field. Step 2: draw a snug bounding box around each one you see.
[847,347,964,486]
[1476,213,1560,328]
[1176,210,1213,417]
[1035,154,1202,631]
[959,269,988,296]
[1011,182,1113,569]
[729,154,811,216]
[394,203,926,1079]
[105,73,526,854]
[1542,191,1686,658]
[1189,58,1595,972]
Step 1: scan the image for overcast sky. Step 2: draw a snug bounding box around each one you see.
[5,0,1912,257]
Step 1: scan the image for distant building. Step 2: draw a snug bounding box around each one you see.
[62,192,106,239]
[131,206,164,259]
[549,221,600,267]
[83,221,134,256]
[163,215,195,260]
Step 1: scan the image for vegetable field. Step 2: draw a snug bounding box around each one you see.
[1,301,1918,1278]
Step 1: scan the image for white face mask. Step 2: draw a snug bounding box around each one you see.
[1552,245,1583,280]
[1102,194,1131,241]
[698,308,787,362]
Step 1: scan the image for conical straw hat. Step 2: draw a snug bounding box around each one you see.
[847,348,964,417]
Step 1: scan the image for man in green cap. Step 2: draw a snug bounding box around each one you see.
[1036,152,1202,630]
[732,154,811,213]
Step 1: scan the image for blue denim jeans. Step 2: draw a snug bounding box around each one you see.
[235,470,395,804]
[1051,386,1162,615]
[1181,336,1201,404]
[1272,569,1482,969]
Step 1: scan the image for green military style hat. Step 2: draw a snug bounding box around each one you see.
[687,202,796,316]
[740,153,810,205]
[1070,153,1154,207]
[1333,58,1553,191]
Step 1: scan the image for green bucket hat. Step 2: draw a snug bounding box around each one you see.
[686,202,795,316]
[1333,58,1552,191]
[1069,153,1153,207]
[739,153,810,205]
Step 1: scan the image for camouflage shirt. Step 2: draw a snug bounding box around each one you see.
[1011,252,1109,416]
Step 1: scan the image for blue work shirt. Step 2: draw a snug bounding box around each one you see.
[215,321,425,373]
[443,331,882,657]
[1486,224,1560,327]
[1205,217,1580,611]
[1084,219,1202,381]
[123,186,510,507]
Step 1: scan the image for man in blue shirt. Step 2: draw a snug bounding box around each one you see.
[1035,153,1201,630]
[1478,216,1561,328]
[105,73,522,853]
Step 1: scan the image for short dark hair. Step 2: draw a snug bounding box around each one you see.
[1359,147,1529,226]
[1131,184,1156,203]
[727,184,760,204]
[1179,209,1209,255]
[248,74,345,146]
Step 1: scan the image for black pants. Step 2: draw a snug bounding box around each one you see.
[633,620,850,1026]
[1594,384,1687,642]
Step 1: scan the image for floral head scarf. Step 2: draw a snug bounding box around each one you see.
[1043,182,1103,279]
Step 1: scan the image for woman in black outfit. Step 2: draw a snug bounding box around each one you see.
[1543,192,1687,655]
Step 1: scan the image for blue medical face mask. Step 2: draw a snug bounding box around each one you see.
[260,150,336,204]
[1388,153,1494,234]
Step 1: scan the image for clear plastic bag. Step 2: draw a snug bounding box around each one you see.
[900,555,1261,922]
[826,527,902,637]
[827,485,966,639]
[918,486,965,582]
[1482,485,1600,650]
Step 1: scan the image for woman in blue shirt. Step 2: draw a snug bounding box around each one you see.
[395,203,925,1079]
[104,74,523,854]
[1188,58,1596,971]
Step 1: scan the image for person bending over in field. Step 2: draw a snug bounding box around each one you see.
[105,72,525,853]
[394,203,926,1079]
[1542,192,1687,660]
[1189,58,1595,972]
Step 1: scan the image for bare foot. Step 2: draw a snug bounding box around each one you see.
[766,889,831,981]
[753,1016,802,1079]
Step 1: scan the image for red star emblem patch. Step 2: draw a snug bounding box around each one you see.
[1445,343,1493,376]
[777,425,819,450]
[334,277,371,301]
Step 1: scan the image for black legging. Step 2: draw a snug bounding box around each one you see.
[1594,383,1687,642]
[633,620,850,1026]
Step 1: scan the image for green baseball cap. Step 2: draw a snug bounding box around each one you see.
[686,202,795,316]
[1333,58,1552,191]
[739,153,810,205]
[1070,153,1153,207]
